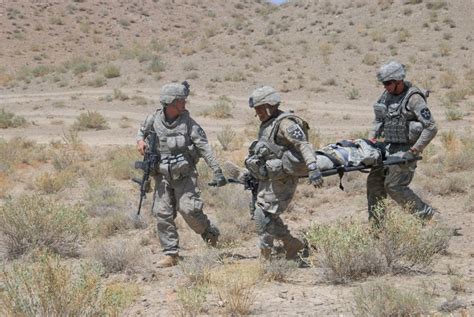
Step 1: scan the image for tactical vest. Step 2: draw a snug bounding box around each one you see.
[378,86,426,144]
[152,111,198,179]
[245,113,309,179]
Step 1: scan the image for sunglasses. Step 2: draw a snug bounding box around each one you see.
[382,80,396,86]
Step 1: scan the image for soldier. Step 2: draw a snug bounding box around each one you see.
[136,81,226,268]
[367,61,437,224]
[244,86,324,261]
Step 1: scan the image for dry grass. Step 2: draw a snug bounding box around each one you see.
[0,252,138,316]
[176,284,208,317]
[210,262,260,315]
[260,257,297,282]
[179,249,221,285]
[353,281,430,317]
[104,146,141,180]
[0,195,88,259]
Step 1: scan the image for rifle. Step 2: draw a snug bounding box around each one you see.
[227,173,259,219]
[132,131,160,215]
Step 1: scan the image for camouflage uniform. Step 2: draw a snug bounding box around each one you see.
[245,86,323,259]
[367,61,437,221]
[136,83,223,257]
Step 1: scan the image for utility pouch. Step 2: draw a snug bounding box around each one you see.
[265,159,285,180]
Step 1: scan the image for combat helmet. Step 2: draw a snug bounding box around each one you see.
[376,61,406,82]
[248,86,281,108]
[159,81,190,106]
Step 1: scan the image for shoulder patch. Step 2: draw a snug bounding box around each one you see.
[197,127,207,139]
[286,124,305,141]
[420,108,431,120]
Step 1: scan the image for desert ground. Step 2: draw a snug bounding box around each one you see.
[1,0,473,316]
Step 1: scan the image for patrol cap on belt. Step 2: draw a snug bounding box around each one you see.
[248,85,281,108]
[159,81,190,105]
[376,61,406,82]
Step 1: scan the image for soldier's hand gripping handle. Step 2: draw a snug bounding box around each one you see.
[208,168,227,187]
[137,139,147,155]
[308,162,324,188]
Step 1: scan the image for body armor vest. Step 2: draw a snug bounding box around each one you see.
[152,111,198,179]
[246,113,309,179]
[379,86,426,144]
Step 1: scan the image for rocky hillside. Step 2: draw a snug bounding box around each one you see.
[1,0,473,104]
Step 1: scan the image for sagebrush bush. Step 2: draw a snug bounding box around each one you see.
[217,125,236,151]
[201,95,234,119]
[0,195,88,259]
[73,110,109,131]
[84,179,126,217]
[88,238,144,273]
[103,64,120,78]
[376,204,451,271]
[306,220,385,283]
[353,281,430,317]
[0,108,27,129]
[34,170,76,194]
[105,146,140,180]
[0,253,137,316]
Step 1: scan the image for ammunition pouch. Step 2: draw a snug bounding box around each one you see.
[159,153,192,180]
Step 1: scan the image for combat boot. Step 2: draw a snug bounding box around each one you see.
[201,225,220,247]
[282,236,305,260]
[156,254,179,268]
[260,248,272,261]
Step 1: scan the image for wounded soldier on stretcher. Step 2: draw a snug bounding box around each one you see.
[223,122,423,188]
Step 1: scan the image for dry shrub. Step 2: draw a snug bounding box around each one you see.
[439,71,457,89]
[0,253,137,316]
[0,108,27,128]
[450,276,466,293]
[261,258,297,282]
[217,125,236,151]
[201,95,234,119]
[73,110,109,131]
[306,220,385,283]
[34,170,76,194]
[445,107,464,121]
[88,237,144,273]
[440,130,463,154]
[84,178,126,217]
[0,195,88,259]
[179,249,221,285]
[376,203,451,271]
[0,137,49,171]
[210,262,260,315]
[207,185,256,244]
[105,146,140,180]
[353,281,430,317]
[425,174,468,195]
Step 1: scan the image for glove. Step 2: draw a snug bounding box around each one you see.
[402,148,418,161]
[208,169,227,187]
[308,164,324,188]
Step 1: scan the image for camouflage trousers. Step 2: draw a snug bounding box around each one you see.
[152,171,217,255]
[253,176,300,250]
[367,149,434,222]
